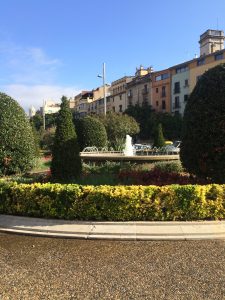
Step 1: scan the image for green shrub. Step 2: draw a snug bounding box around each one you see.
[181,64,225,183]
[75,116,107,150]
[154,123,165,147]
[0,93,37,175]
[0,181,224,221]
[153,161,184,173]
[51,96,81,181]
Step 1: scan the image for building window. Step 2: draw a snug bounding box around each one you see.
[119,105,122,112]
[156,88,158,93]
[175,96,180,109]
[215,52,223,60]
[112,106,115,112]
[184,94,189,102]
[119,94,122,100]
[174,82,180,94]
[161,73,169,80]
[197,58,205,66]
[155,73,169,81]
[127,90,132,97]
[162,100,166,109]
[184,79,189,87]
[156,101,159,106]
[162,86,166,97]
[176,65,188,73]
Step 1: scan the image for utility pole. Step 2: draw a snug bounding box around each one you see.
[43,100,46,130]
[98,63,107,116]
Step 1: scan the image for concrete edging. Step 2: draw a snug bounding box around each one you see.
[0,214,225,240]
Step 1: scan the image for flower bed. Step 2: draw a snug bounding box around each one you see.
[0,181,224,221]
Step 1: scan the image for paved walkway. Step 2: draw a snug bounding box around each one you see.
[0,214,225,240]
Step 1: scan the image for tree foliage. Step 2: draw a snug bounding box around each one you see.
[180,64,225,183]
[51,96,81,181]
[125,103,183,141]
[0,92,36,175]
[125,103,155,139]
[99,113,140,149]
[74,116,107,150]
[156,113,182,140]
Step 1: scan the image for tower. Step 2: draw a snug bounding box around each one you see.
[199,29,225,56]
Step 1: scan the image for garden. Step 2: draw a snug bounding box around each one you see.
[1,64,225,221]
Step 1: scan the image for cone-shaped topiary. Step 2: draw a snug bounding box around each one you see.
[0,92,36,175]
[51,96,81,181]
[154,123,165,148]
[75,116,107,150]
[180,64,225,183]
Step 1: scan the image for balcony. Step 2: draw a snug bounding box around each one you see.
[142,88,149,95]
[127,92,133,98]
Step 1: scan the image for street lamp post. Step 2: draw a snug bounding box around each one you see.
[98,62,107,116]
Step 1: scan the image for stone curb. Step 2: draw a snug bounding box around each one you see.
[0,214,225,240]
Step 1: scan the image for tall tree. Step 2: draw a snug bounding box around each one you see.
[181,64,225,183]
[51,96,81,181]
[154,123,165,148]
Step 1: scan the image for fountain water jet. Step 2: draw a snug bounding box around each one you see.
[123,135,134,156]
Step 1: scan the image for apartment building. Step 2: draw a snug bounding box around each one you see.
[40,100,60,115]
[126,66,152,107]
[189,49,225,93]
[71,29,225,117]
[171,63,190,115]
[152,69,171,113]
[73,91,93,117]
[109,76,133,113]
[88,85,111,115]
[171,29,225,115]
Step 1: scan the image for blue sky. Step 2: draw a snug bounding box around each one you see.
[0,0,225,111]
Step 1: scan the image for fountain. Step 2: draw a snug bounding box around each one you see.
[123,134,134,156]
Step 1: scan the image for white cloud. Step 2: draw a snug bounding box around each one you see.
[0,40,62,85]
[0,39,82,112]
[0,84,81,113]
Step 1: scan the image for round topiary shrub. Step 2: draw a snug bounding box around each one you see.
[0,92,36,175]
[75,116,107,150]
[180,64,225,183]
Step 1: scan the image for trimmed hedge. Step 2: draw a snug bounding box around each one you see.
[0,182,224,221]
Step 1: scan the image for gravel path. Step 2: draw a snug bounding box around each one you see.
[0,234,224,299]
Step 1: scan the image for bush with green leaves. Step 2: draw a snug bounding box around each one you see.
[0,181,224,221]
[74,116,107,150]
[0,93,37,175]
[181,64,225,183]
[51,96,81,181]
